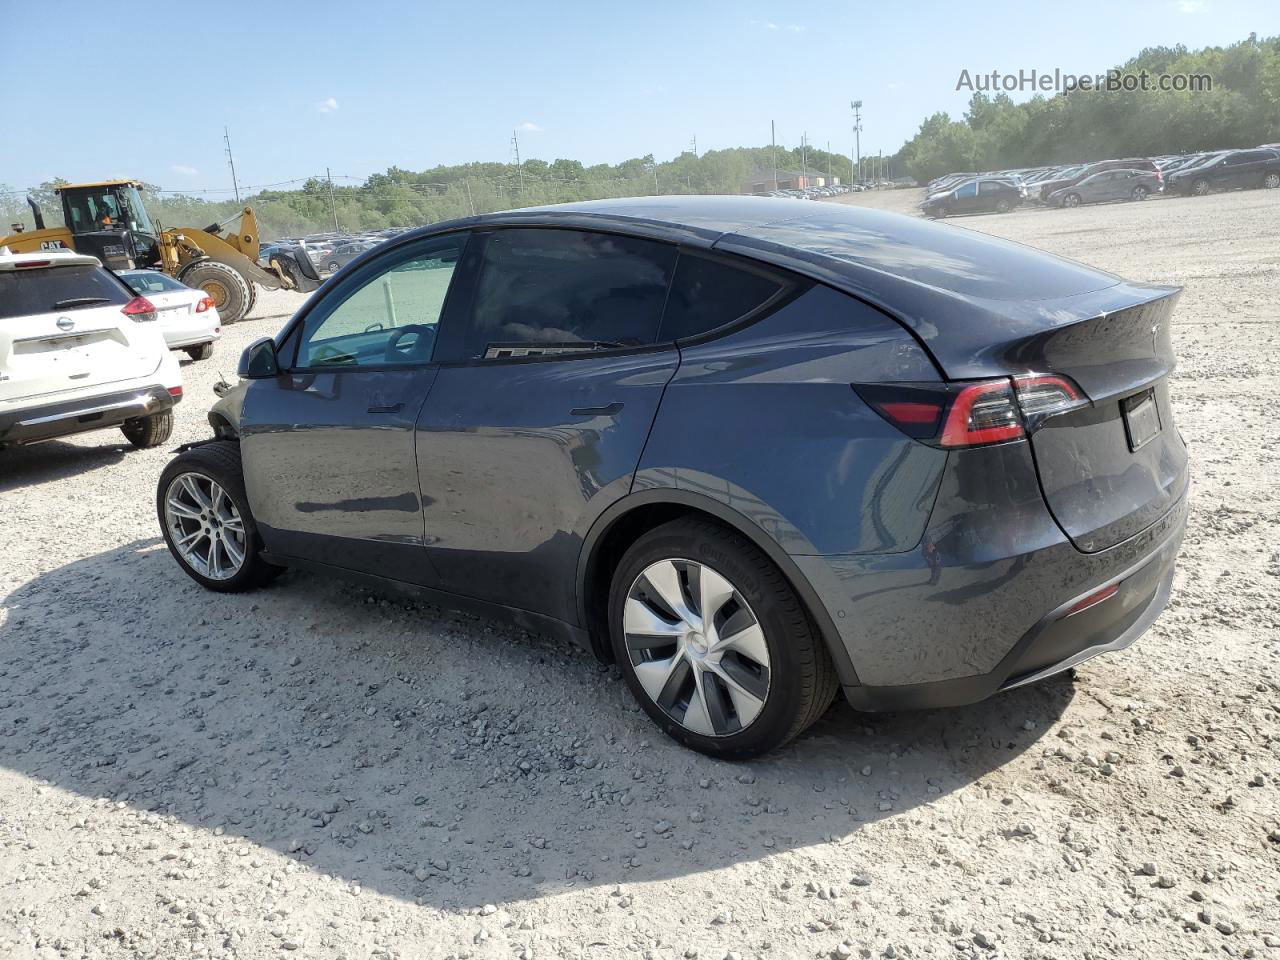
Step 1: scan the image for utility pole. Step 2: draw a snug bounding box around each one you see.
[224,126,241,205]
[325,167,339,231]
[771,120,778,190]
[690,134,697,157]
[464,178,476,216]
[511,130,523,196]
[850,101,862,184]
[827,140,832,184]
[801,132,808,185]
[652,161,659,195]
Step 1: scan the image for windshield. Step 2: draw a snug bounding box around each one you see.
[61,184,156,236]
[119,185,156,236]
[121,270,187,294]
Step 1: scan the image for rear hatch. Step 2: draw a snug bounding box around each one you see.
[0,261,161,404]
[720,208,1189,553]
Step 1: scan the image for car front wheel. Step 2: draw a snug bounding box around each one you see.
[1131,186,1149,200]
[1263,172,1280,189]
[157,441,283,592]
[608,518,838,759]
[1192,179,1211,196]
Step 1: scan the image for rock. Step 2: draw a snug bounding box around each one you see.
[1214,920,1236,935]
[1138,862,1158,876]
[973,930,997,950]
[480,903,497,916]
[851,873,872,887]
[834,944,853,959]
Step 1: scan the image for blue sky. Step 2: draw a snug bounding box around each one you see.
[5,0,1272,195]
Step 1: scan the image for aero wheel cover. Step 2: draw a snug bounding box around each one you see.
[164,472,247,580]
[624,559,771,738]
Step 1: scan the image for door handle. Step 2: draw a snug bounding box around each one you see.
[570,401,624,417]
[368,402,404,414]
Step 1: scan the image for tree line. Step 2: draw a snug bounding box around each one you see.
[895,34,1280,181]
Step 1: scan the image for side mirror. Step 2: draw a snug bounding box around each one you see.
[238,337,280,378]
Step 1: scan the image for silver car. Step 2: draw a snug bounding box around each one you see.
[1048,169,1163,207]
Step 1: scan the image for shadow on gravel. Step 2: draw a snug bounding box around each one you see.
[0,439,129,492]
[1,538,1073,909]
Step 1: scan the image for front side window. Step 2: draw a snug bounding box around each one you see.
[954,181,977,198]
[294,235,465,368]
[445,229,676,361]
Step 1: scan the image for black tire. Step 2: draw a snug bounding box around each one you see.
[179,261,251,324]
[1131,186,1149,201]
[995,198,1012,213]
[156,441,284,593]
[186,342,214,362]
[608,518,838,759]
[1064,193,1082,208]
[121,409,173,448]
[243,279,257,318]
[1191,178,1210,196]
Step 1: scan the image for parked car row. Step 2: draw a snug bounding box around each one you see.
[758,184,857,200]
[921,144,1280,219]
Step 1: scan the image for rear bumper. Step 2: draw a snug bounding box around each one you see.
[162,317,221,350]
[792,441,1189,711]
[0,384,178,446]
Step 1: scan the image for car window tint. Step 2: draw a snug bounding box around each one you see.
[123,271,187,294]
[0,264,131,319]
[954,182,977,197]
[661,254,784,341]
[456,229,676,360]
[296,235,465,368]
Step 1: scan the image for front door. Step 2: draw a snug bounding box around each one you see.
[239,234,468,584]
[417,227,681,623]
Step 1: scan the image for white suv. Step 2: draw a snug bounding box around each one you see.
[0,249,182,450]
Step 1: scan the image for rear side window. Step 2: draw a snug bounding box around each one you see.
[660,254,784,341]
[0,264,131,320]
[448,229,676,360]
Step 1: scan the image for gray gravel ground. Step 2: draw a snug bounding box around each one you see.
[1,188,1278,960]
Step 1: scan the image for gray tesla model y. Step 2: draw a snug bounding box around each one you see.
[157,196,1189,758]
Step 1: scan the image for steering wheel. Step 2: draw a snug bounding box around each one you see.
[384,324,435,363]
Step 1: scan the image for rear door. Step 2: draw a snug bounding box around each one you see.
[952,180,979,212]
[416,227,679,623]
[0,260,158,404]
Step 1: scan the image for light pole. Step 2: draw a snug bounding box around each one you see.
[850,100,862,184]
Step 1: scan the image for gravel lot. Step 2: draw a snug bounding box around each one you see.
[2,189,1278,960]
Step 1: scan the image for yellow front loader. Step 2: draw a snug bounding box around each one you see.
[0,180,321,323]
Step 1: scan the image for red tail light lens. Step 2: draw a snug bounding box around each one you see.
[168,386,183,398]
[121,295,158,322]
[195,296,216,313]
[857,373,1088,449]
[1062,583,1118,618]
[940,380,1023,447]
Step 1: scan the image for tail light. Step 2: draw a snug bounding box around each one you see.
[855,373,1088,449]
[121,295,158,322]
[167,386,183,398]
[195,296,216,313]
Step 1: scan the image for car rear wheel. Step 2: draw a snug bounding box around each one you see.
[1131,186,1149,201]
[608,518,838,759]
[157,441,284,593]
[1064,193,1082,208]
[186,342,214,361]
[1192,178,1210,196]
[121,410,173,448]
[328,261,340,273]
[1263,172,1280,189]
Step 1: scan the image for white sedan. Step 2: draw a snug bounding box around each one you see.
[118,269,222,361]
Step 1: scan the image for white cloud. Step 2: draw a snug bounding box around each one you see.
[751,20,803,32]
[518,121,542,132]
[1178,0,1205,11]
[316,96,339,114]
[785,23,804,32]
[170,164,199,176]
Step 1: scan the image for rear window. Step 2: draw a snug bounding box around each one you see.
[0,264,132,320]
[660,254,784,341]
[122,271,189,294]
[730,207,1120,302]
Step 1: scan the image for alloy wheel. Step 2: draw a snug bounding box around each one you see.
[623,558,771,737]
[164,472,247,580]
[1264,173,1280,189]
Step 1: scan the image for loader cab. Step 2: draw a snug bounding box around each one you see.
[57,180,159,270]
